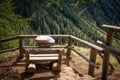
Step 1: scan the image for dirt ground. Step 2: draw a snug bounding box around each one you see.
[0,55,120,80]
[0,55,95,80]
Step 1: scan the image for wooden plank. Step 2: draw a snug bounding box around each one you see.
[96,40,120,56]
[0,36,18,42]
[66,37,72,66]
[18,35,70,39]
[102,24,120,31]
[67,46,99,68]
[29,54,59,57]
[24,48,64,54]
[0,47,19,53]
[102,30,114,80]
[58,49,62,69]
[19,38,24,58]
[29,56,58,61]
[88,48,97,76]
[23,46,67,48]
[70,35,104,52]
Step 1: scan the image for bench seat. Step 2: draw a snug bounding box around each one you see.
[24,47,64,72]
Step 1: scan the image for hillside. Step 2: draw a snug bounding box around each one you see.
[14,0,120,42]
[83,0,120,39]
[14,0,105,43]
[0,0,120,49]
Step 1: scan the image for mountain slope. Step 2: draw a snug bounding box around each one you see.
[14,0,106,43]
[13,0,120,49]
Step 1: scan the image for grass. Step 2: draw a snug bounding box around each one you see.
[70,46,120,76]
[70,46,90,74]
[0,50,19,63]
[0,45,119,77]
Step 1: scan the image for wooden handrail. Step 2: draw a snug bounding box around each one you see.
[102,24,120,31]
[0,34,104,77]
[101,24,120,80]
[96,40,120,56]
[67,46,99,68]
[23,46,67,48]
[0,35,104,53]
[0,47,19,53]
[0,36,18,42]
[18,35,70,38]
[0,35,70,42]
[70,35,104,52]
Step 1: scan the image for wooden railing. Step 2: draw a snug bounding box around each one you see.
[0,34,104,76]
[0,25,119,80]
[98,24,120,80]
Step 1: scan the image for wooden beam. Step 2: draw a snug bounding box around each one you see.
[67,46,99,68]
[88,48,97,76]
[96,40,120,56]
[18,35,70,39]
[24,48,64,54]
[102,30,114,80]
[66,37,72,66]
[0,47,19,53]
[102,24,120,32]
[19,38,24,58]
[23,46,67,48]
[0,36,18,42]
[70,35,104,52]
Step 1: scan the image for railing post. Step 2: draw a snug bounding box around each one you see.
[88,48,97,76]
[66,36,72,66]
[102,30,114,80]
[19,37,24,59]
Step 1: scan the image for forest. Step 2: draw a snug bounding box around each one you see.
[0,0,120,50]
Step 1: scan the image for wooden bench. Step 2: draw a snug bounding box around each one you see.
[24,47,64,73]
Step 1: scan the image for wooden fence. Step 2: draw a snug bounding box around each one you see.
[1,32,120,80]
[97,24,120,80]
[0,34,104,77]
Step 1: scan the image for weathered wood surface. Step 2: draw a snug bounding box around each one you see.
[29,54,59,57]
[0,47,19,53]
[24,47,63,72]
[70,35,104,52]
[97,40,120,56]
[102,29,114,80]
[67,46,99,68]
[88,48,97,76]
[102,24,120,31]
[0,34,106,76]
[19,38,24,58]
[29,56,59,61]
[23,46,67,48]
[0,35,104,54]
[24,48,64,54]
[66,37,72,66]
[18,35,70,38]
[0,36,18,42]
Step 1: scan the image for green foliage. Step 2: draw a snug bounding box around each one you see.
[14,0,107,44]
[1,0,120,50]
[0,0,34,50]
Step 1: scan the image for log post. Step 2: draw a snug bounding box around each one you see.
[102,30,114,80]
[19,37,24,59]
[66,37,72,66]
[100,24,120,80]
[88,48,97,76]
